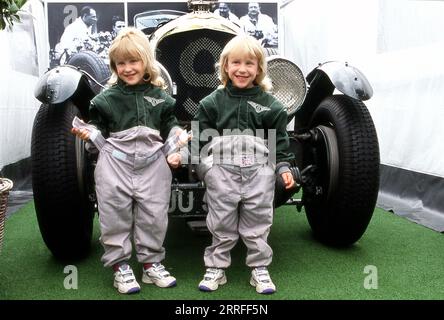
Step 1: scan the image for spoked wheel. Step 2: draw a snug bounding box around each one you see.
[31,100,95,259]
[303,95,380,246]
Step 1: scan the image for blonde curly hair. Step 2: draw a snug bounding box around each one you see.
[107,27,164,88]
[218,34,272,92]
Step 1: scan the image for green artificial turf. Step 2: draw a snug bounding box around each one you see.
[0,201,443,300]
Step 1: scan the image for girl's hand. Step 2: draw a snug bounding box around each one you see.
[167,152,182,168]
[71,127,90,141]
[176,128,192,147]
[281,171,295,189]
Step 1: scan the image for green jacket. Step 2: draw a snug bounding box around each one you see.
[89,79,178,141]
[193,81,294,165]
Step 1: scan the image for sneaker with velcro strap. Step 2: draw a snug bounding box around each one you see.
[113,264,141,294]
[198,267,227,292]
[250,267,276,294]
[142,263,177,288]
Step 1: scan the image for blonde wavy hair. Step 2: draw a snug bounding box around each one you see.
[218,34,272,92]
[108,27,164,88]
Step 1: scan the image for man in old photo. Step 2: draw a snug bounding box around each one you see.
[54,6,98,59]
[240,2,277,47]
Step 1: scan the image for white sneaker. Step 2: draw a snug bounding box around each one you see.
[250,267,276,294]
[113,264,141,294]
[198,268,227,292]
[142,263,177,288]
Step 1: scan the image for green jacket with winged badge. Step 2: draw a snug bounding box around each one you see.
[89,79,178,141]
[193,81,294,165]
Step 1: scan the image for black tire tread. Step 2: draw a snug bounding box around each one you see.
[31,102,93,259]
[67,50,110,92]
[305,95,379,246]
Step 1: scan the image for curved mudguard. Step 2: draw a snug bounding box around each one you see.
[34,65,85,104]
[307,61,373,101]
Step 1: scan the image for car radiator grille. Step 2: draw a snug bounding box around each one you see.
[156,29,235,124]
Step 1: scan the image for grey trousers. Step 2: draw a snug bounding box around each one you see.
[95,132,172,268]
[203,164,275,268]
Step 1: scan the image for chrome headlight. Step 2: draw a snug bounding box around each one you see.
[157,61,173,96]
[266,56,307,116]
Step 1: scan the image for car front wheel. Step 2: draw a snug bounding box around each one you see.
[31,101,95,259]
[303,95,380,246]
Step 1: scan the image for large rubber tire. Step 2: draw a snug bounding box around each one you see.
[67,51,110,94]
[31,101,95,260]
[303,95,380,246]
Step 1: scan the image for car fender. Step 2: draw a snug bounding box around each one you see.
[307,61,373,101]
[34,65,84,104]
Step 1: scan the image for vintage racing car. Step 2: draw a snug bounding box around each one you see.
[32,1,379,259]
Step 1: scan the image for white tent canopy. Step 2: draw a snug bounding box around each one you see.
[281,0,444,230]
[0,0,48,172]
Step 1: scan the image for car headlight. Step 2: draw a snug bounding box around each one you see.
[266,56,307,116]
[157,61,173,96]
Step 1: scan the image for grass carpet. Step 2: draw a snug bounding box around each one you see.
[0,201,443,300]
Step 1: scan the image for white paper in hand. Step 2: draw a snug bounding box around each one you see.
[162,130,192,155]
[72,116,106,149]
